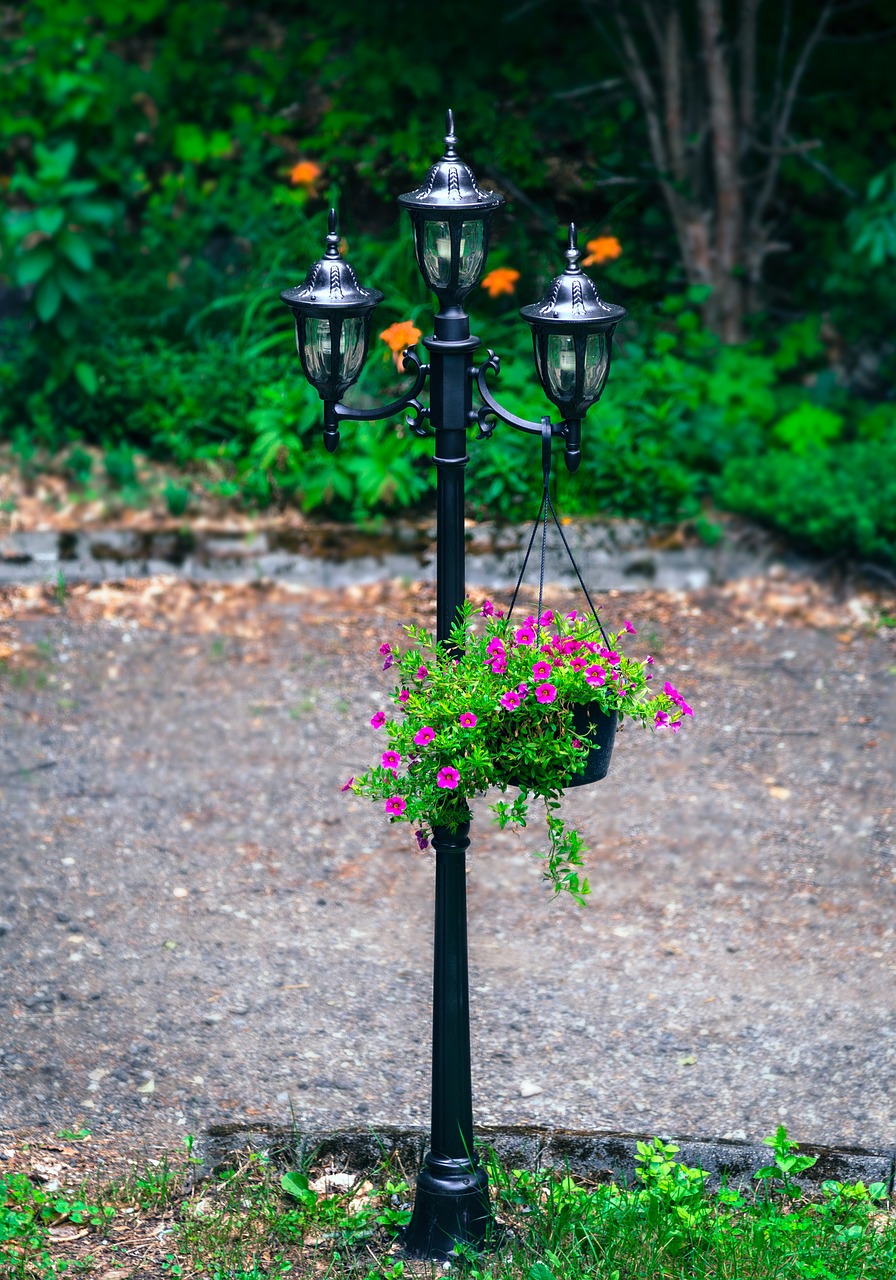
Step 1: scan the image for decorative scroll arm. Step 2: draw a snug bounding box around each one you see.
[322,349,430,452]
[470,350,583,472]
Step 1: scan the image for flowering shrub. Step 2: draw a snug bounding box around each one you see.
[348,600,692,903]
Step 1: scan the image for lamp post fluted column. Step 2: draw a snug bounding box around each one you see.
[402,307,493,1258]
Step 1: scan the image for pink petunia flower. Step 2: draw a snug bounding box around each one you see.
[383,655,395,671]
[381,750,401,772]
[572,739,582,749]
[437,766,460,789]
[517,682,529,697]
[414,665,429,681]
[414,726,436,746]
[645,655,654,665]
[481,600,495,617]
[500,690,520,710]
[655,710,670,729]
[415,829,430,850]
[585,665,606,686]
[488,658,507,674]
[371,711,386,729]
[535,682,557,704]
[539,610,554,625]
[486,638,506,656]
[570,656,588,672]
[340,777,354,791]
[398,689,410,703]
[532,660,552,679]
[566,611,578,622]
[385,795,406,815]
[379,643,392,655]
[621,620,637,635]
[459,712,478,728]
[514,627,536,646]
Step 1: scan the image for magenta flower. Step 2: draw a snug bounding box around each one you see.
[437,766,460,790]
[517,682,529,697]
[669,720,682,733]
[572,738,582,749]
[539,610,554,625]
[655,710,670,729]
[371,711,386,729]
[645,655,654,665]
[414,726,436,746]
[585,665,606,686]
[678,699,694,717]
[383,655,395,671]
[381,750,401,772]
[385,795,406,815]
[570,656,588,672]
[398,689,410,703]
[514,627,536,646]
[481,599,495,617]
[341,776,354,791]
[459,712,478,728]
[606,650,620,665]
[565,610,578,621]
[532,660,552,679]
[500,690,521,710]
[486,637,505,656]
[535,682,557,704]
[379,643,392,655]
[415,829,430,850]
[621,620,637,635]
[414,665,429,681]
[488,658,507,674]
[663,680,680,700]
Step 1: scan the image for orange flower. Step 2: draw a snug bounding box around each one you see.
[582,235,623,266]
[289,160,322,188]
[379,320,423,367]
[481,267,520,298]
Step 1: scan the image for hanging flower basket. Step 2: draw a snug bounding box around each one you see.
[347,599,693,902]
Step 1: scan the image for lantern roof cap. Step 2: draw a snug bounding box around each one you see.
[398,110,504,214]
[280,210,383,313]
[520,224,626,329]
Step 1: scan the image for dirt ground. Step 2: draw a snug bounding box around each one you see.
[1,570,894,1160]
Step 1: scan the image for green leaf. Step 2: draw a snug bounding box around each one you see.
[34,275,62,322]
[35,207,65,237]
[280,1171,316,1206]
[56,267,89,306]
[57,230,94,272]
[528,1264,555,1280]
[173,123,208,164]
[15,247,54,286]
[34,140,77,182]
[74,362,98,395]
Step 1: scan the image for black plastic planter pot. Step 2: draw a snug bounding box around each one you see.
[568,704,617,786]
[508,704,617,791]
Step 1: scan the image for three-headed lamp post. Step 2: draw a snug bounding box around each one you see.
[281,111,625,1261]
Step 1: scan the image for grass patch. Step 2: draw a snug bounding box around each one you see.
[1,1130,894,1278]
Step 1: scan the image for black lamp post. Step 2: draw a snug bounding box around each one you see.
[281,111,625,1262]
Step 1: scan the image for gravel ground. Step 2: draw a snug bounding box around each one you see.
[1,572,894,1156]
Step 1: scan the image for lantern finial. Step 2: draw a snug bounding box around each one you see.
[444,109,457,157]
[325,208,340,259]
[565,223,581,272]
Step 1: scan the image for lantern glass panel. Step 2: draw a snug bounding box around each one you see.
[546,332,578,400]
[302,317,333,382]
[422,220,452,287]
[582,331,610,402]
[339,315,366,381]
[457,219,485,288]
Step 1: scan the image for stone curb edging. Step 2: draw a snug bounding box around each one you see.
[197,1123,896,1197]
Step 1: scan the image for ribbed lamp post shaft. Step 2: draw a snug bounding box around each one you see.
[403,310,492,1259]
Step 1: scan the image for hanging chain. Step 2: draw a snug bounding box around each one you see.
[507,421,613,651]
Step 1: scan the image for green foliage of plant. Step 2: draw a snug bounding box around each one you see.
[0,0,893,567]
[1,1169,114,1278]
[718,434,896,564]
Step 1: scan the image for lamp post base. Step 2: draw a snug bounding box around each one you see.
[402,1154,493,1260]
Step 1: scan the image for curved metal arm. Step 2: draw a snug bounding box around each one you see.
[322,349,430,452]
[470,351,583,473]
